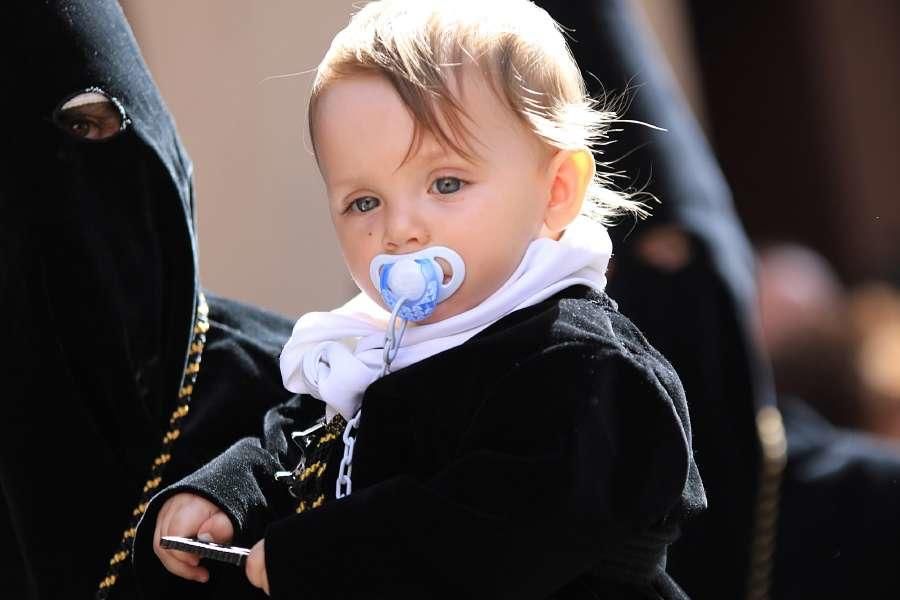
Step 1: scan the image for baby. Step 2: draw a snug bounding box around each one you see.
[140,1,705,598]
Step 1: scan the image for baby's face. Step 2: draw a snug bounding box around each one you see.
[313,71,553,323]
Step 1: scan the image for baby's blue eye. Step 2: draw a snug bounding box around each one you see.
[430,176,463,195]
[351,196,380,213]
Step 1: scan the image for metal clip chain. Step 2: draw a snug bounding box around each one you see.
[274,419,326,497]
[380,296,409,377]
[335,409,362,499]
[336,297,409,499]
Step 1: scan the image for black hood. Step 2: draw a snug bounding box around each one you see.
[1,1,201,597]
[14,0,194,204]
[4,0,198,430]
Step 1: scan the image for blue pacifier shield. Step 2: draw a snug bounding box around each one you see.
[378,258,440,321]
[369,245,465,321]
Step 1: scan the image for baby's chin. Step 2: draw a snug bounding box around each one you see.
[415,290,490,325]
[414,301,461,325]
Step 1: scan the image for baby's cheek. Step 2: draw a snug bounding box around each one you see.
[476,257,512,292]
[447,272,492,315]
[346,260,374,292]
[356,277,383,307]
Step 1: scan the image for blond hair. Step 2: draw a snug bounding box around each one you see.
[309,0,646,223]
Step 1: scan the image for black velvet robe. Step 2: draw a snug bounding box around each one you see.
[1,3,294,598]
[771,400,900,598]
[134,287,706,600]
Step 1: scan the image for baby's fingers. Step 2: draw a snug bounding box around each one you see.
[153,508,199,572]
[197,511,234,545]
[157,548,209,583]
[245,540,269,595]
[155,498,217,582]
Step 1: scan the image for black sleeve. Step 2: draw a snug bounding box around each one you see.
[0,484,29,599]
[132,395,323,598]
[263,343,690,600]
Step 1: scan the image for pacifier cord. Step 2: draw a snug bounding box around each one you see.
[336,296,409,499]
[381,295,410,377]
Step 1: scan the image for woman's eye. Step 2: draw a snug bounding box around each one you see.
[67,119,98,139]
[351,196,380,213]
[430,176,463,195]
[52,90,128,141]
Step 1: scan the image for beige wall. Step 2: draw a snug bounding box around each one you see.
[122,1,699,318]
[123,1,359,317]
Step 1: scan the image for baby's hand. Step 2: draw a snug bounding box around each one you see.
[153,492,235,583]
[245,539,270,595]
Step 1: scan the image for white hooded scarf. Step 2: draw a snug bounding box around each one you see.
[279,217,613,421]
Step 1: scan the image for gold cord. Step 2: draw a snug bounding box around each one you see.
[95,293,209,599]
[294,415,346,514]
[745,405,787,600]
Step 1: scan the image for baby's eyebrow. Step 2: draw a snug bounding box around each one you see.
[327,172,371,191]
[328,143,482,191]
[416,144,451,162]
[405,141,483,169]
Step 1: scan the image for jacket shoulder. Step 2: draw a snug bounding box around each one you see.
[499,287,683,386]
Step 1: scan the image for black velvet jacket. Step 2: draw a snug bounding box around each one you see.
[135,287,706,600]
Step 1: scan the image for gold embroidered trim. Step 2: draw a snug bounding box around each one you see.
[296,494,326,514]
[95,293,209,599]
[290,414,347,514]
[298,461,327,482]
[318,432,338,445]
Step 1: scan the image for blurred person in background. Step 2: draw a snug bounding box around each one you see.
[758,244,900,441]
[757,244,863,430]
[849,284,900,439]
[757,243,900,597]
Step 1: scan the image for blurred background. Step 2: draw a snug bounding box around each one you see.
[121,0,900,440]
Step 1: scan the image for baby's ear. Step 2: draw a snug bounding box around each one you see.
[543,147,594,234]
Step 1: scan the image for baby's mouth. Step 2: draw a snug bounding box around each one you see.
[435,257,452,284]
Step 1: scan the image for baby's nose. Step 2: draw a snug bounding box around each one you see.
[383,209,430,251]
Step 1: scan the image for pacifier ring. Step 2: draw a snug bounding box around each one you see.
[369,245,466,322]
[434,257,452,284]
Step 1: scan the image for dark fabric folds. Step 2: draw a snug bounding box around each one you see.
[533,2,770,598]
[0,3,299,598]
[135,287,705,600]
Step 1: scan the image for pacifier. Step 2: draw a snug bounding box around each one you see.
[368,246,466,322]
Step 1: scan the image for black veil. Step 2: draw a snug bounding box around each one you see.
[1,2,297,598]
